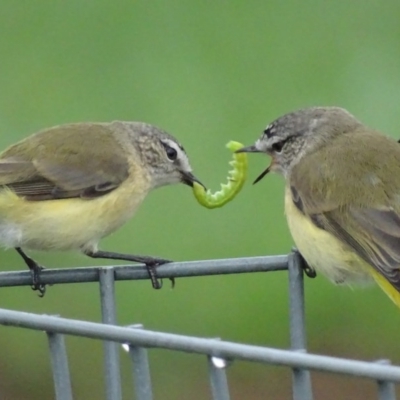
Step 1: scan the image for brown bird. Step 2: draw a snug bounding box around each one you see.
[0,121,203,295]
[238,107,400,308]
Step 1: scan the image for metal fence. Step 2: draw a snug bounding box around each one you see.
[0,251,398,400]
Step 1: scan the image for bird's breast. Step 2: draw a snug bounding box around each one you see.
[283,186,372,285]
[0,173,151,251]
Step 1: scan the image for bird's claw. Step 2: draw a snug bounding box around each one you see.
[292,248,316,279]
[30,266,47,297]
[145,258,174,289]
[302,263,317,278]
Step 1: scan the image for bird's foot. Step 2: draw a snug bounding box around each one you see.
[15,247,47,296]
[144,258,174,289]
[292,248,316,278]
[84,249,176,289]
[30,264,46,297]
[302,262,317,278]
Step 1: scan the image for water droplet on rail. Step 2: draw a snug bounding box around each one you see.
[121,343,130,352]
[211,356,228,369]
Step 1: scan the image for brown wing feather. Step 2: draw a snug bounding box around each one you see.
[0,123,130,200]
[324,208,400,290]
[292,183,400,290]
[289,130,400,290]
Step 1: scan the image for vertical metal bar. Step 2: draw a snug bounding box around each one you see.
[288,250,313,400]
[207,354,231,400]
[377,360,396,400]
[47,332,73,400]
[128,325,153,400]
[99,267,122,400]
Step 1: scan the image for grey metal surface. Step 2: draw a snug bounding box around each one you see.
[128,325,154,400]
[0,308,399,382]
[288,252,313,400]
[377,360,397,400]
[0,256,288,287]
[99,267,122,400]
[0,253,397,400]
[47,332,73,400]
[207,339,231,400]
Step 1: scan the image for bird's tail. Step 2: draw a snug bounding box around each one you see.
[370,268,400,309]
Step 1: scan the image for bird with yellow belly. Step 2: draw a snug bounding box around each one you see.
[0,121,203,295]
[238,107,400,309]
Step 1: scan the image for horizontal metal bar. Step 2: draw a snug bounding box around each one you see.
[0,309,399,383]
[0,256,288,287]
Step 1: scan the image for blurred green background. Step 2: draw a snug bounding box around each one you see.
[0,1,400,399]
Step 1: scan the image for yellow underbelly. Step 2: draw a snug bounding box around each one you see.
[284,186,400,308]
[284,187,372,285]
[0,179,150,251]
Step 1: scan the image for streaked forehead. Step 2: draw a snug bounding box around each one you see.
[263,121,280,138]
[262,107,357,139]
[263,109,315,139]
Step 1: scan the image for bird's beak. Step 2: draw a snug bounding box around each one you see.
[235,145,262,154]
[235,143,271,184]
[252,166,271,184]
[181,171,205,188]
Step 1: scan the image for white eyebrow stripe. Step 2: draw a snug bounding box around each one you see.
[162,139,192,172]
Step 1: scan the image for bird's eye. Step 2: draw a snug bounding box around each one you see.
[165,146,177,161]
[272,141,285,153]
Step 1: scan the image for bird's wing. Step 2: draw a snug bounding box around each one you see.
[289,131,400,290]
[306,206,400,290]
[0,123,130,200]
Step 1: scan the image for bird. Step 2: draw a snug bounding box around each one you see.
[237,106,400,308]
[0,120,203,295]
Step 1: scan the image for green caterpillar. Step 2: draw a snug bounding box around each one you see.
[193,141,248,208]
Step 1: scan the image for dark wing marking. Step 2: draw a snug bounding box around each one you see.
[287,129,400,290]
[0,125,130,201]
[290,183,400,291]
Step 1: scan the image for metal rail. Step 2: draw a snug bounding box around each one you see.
[0,253,396,400]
